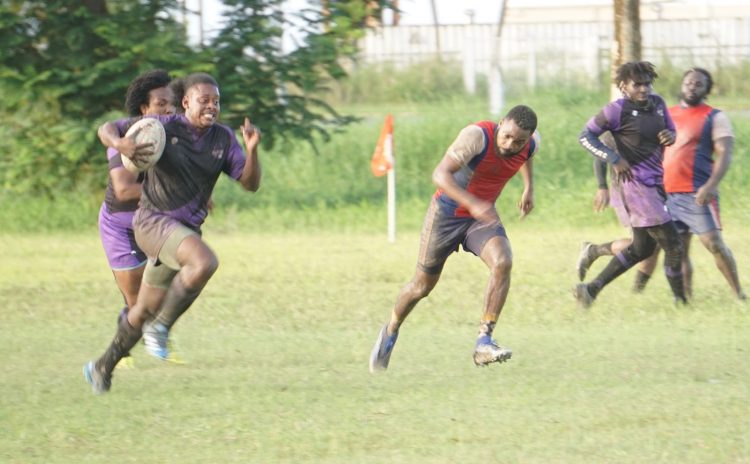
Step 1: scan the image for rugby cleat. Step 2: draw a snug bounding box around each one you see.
[369,324,399,373]
[576,241,596,281]
[473,335,512,366]
[83,361,111,394]
[142,321,185,363]
[574,283,595,309]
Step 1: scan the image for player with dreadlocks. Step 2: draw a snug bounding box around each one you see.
[577,67,744,300]
[574,61,687,307]
[97,69,175,368]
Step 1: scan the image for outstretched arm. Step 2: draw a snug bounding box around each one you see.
[238,118,262,192]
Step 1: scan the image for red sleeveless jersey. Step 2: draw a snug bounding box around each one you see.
[434,120,536,218]
[663,104,719,193]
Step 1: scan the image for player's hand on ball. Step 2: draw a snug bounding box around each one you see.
[117,129,155,161]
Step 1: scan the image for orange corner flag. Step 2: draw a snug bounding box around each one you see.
[370,114,394,177]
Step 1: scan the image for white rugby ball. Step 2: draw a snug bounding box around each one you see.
[120,118,166,173]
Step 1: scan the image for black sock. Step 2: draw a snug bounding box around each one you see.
[588,252,635,298]
[117,306,131,357]
[593,242,615,257]
[154,275,202,330]
[96,316,142,375]
[633,271,651,293]
[665,269,687,303]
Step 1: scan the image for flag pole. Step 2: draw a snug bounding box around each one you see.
[370,114,396,242]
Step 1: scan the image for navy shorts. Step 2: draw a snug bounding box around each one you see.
[416,200,507,275]
[667,193,722,235]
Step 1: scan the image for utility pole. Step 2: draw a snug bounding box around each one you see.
[430,0,441,60]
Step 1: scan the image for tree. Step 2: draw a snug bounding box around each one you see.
[0,0,390,195]
[611,0,641,98]
[205,0,393,148]
[0,0,194,195]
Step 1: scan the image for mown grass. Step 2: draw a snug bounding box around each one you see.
[1,222,748,463]
[1,76,749,462]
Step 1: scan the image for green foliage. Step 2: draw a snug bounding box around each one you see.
[0,0,390,195]
[0,0,191,196]
[208,0,393,149]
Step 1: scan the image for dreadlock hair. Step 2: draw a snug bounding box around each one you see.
[169,77,186,114]
[684,67,713,95]
[505,105,538,134]
[614,61,658,88]
[124,69,172,117]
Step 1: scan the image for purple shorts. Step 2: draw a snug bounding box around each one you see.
[98,204,147,271]
[610,180,672,228]
[417,200,507,275]
[667,193,722,235]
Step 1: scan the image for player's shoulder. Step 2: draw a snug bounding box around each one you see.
[459,124,487,143]
[529,131,541,156]
[651,93,668,105]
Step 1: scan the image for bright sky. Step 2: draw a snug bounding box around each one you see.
[186,0,734,43]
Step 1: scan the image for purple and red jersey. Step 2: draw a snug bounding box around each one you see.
[433,120,539,217]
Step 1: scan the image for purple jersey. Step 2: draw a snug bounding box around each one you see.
[581,95,675,187]
[114,114,246,231]
[103,147,143,214]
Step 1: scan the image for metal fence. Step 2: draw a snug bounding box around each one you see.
[357,17,750,88]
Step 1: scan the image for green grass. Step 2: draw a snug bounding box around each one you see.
[1,223,749,463]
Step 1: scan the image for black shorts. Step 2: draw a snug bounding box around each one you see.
[417,200,507,275]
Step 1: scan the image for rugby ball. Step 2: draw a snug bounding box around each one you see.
[120,118,166,173]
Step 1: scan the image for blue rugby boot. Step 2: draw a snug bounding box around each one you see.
[83,361,111,394]
[369,324,399,373]
[142,321,186,364]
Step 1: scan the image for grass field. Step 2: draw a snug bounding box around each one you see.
[1,221,748,463]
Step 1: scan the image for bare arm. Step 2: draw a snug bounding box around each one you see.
[97,121,152,160]
[110,167,142,202]
[695,136,733,205]
[238,118,262,192]
[432,154,499,224]
[517,159,534,218]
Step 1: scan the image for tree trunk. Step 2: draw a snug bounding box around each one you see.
[611,0,641,98]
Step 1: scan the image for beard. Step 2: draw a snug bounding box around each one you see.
[681,92,703,106]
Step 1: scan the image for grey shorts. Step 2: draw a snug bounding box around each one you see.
[133,208,198,288]
[417,200,507,275]
[667,193,722,235]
